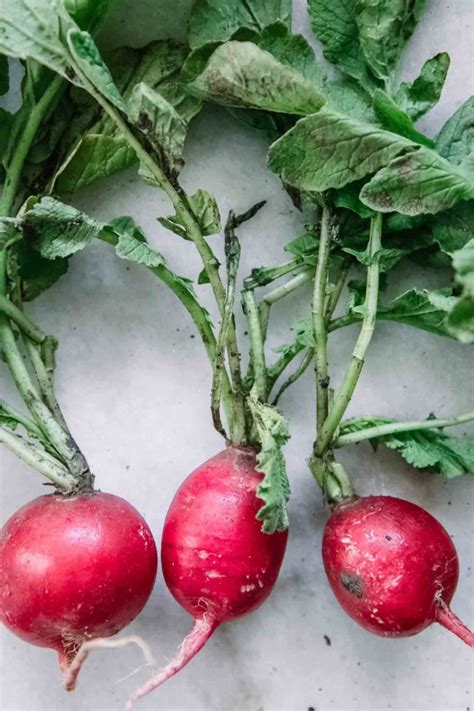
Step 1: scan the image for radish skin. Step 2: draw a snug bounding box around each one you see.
[322,495,473,645]
[127,446,288,708]
[0,492,158,686]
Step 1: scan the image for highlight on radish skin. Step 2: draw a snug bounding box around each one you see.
[322,495,473,646]
[0,492,158,687]
[126,446,288,709]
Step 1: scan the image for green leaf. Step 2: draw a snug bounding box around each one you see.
[268,109,411,191]
[109,216,165,268]
[64,0,114,31]
[258,21,326,87]
[247,392,290,534]
[395,53,450,121]
[436,96,474,165]
[158,189,221,239]
[0,403,19,431]
[269,106,473,215]
[355,0,426,81]
[65,29,126,111]
[324,80,376,123]
[0,55,9,95]
[307,0,377,87]
[446,239,474,343]
[24,197,103,258]
[284,232,318,260]
[55,40,200,192]
[360,149,474,215]
[334,181,374,218]
[339,416,474,477]
[14,241,69,301]
[0,0,73,78]
[343,245,408,272]
[429,201,474,253]
[373,89,434,147]
[54,134,137,193]
[188,190,221,236]
[188,41,325,115]
[128,82,187,177]
[347,285,456,337]
[188,0,291,49]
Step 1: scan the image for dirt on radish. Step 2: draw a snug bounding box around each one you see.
[322,495,473,646]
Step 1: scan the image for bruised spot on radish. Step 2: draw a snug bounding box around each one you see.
[323,495,474,646]
[340,572,364,599]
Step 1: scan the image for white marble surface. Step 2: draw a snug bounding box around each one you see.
[1,1,473,710]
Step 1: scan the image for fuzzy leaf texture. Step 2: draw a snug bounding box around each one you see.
[128,82,187,178]
[66,29,126,110]
[395,53,450,121]
[446,239,474,343]
[54,40,201,192]
[258,22,326,88]
[307,0,378,88]
[248,393,291,534]
[268,109,474,214]
[339,417,474,478]
[158,190,221,238]
[188,41,325,115]
[436,96,474,165]
[24,198,103,258]
[109,216,165,267]
[0,0,72,78]
[346,284,457,338]
[188,0,292,48]
[355,0,426,81]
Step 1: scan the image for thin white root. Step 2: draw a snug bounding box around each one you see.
[125,616,217,711]
[61,635,156,692]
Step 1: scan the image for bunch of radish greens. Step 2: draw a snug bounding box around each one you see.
[0,0,473,707]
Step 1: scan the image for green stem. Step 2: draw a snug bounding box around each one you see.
[0,399,44,440]
[0,75,64,217]
[272,348,313,405]
[23,337,69,431]
[0,294,46,343]
[336,411,474,448]
[99,231,234,425]
[315,213,383,457]
[79,72,245,427]
[259,268,313,341]
[0,424,76,490]
[325,258,351,324]
[0,250,91,489]
[312,206,332,437]
[242,290,267,401]
[211,216,241,441]
[263,268,313,307]
[266,340,305,394]
[244,258,305,291]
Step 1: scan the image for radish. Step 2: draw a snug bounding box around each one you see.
[126,446,288,708]
[1,492,158,687]
[322,495,473,646]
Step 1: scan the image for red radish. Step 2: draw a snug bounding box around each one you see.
[322,495,473,646]
[127,445,288,708]
[0,492,158,687]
